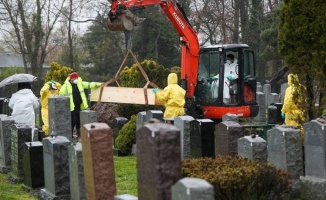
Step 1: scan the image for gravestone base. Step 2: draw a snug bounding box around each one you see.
[0,164,10,173]
[300,176,326,200]
[7,172,23,183]
[39,188,71,200]
[22,185,41,197]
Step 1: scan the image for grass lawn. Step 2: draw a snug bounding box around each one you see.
[0,156,137,199]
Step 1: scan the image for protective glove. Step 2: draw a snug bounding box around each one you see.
[209,76,217,81]
[226,75,232,81]
[281,113,285,119]
[152,88,159,94]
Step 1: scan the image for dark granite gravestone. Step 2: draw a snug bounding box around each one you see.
[48,96,72,141]
[267,126,303,179]
[113,117,128,147]
[190,119,215,158]
[237,136,267,163]
[137,120,181,200]
[23,141,44,189]
[39,136,71,200]
[136,111,146,131]
[0,116,15,173]
[171,177,214,200]
[0,114,7,160]
[174,116,195,159]
[8,124,32,183]
[300,120,326,200]
[69,142,85,200]
[215,121,242,156]
[81,123,116,200]
[253,92,266,122]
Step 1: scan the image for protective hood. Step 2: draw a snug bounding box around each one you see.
[287,73,298,87]
[168,73,178,85]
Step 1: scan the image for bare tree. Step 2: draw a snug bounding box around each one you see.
[0,0,66,80]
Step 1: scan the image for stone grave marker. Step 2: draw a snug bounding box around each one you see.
[0,114,7,160]
[69,142,85,200]
[48,96,72,141]
[215,121,242,156]
[136,111,146,131]
[171,177,214,200]
[39,136,71,200]
[23,141,44,189]
[81,123,116,200]
[0,116,15,173]
[8,123,32,183]
[174,115,195,159]
[300,119,326,200]
[222,114,239,123]
[189,119,215,158]
[267,126,303,179]
[145,110,163,121]
[253,92,266,122]
[237,135,267,163]
[137,120,181,200]
[80,110,97,127]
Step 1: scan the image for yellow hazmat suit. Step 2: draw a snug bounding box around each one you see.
[281,74,304,126]
[155,73,186,118]
[40,81,62,135]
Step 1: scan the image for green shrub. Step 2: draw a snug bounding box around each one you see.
[115,115,136,154]
[182,156,291,200]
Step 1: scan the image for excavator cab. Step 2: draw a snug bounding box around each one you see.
[194,44,258,119]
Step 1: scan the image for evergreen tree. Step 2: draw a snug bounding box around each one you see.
[278,0,326,120]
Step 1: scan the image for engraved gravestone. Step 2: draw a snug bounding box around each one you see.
[39,136,71,200]
[80,110,97,127]
[136,111,146,131]
[8,124,32,183]
[69,142,85,200]
[48,96,72,141]
[145,110,163,121]
[81,123,116,200]
[300,120,326,200]
[171,177,214,200]
[237,136,267,163]
[174,116,195,159]
[215,121,242,156]
[190,119,215,158]
[23,141,44,189]
[0,116,15,173]
[137,121,181,200]
[254,92,266,122]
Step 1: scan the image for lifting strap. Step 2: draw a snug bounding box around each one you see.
[98,50,159,104]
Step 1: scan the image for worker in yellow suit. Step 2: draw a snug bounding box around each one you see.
[152,73,186,118]
[281,74,305,126]
[40,80,61,135]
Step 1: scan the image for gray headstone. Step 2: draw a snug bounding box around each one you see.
[237,136,267,163]
[280,83,288,103]
[263,84,271,106]
[48,96,72,141]
[136,111,146,131]
[300,176,326,200]
[80,110,97,127]
[222,114,239,123]
[69,142,85,200]
[0,116,15,172]
[39,136,71,199]
[267,126,303,179]
[0,114,7,159]
[256,83,263,93]
[304,120,326,178]
[8,123,32,183]
[270,93,279,104]
[137,121,181,200]
[189,119,215,158]
[81,123,116,200]
[145,110,163,121]
[174,115,195,159]
[113,117,128,147]
[253,92,266,122]
[114,194,138,200]
[215,121,242,156]
[171,177,214,200]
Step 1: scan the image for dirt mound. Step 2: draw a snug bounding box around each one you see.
[91,102,120,128]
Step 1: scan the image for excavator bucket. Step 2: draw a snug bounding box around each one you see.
[107,10,145,31]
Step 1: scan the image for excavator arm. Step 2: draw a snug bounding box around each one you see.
[108,0,200,98]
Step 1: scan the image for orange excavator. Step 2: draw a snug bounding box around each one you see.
[107,0,259,120]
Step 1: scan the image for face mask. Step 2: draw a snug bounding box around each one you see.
[72,79,78,84]
[226,60,231,65]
